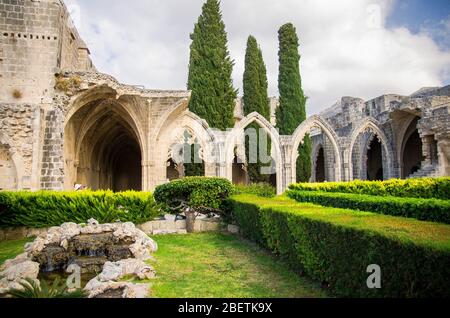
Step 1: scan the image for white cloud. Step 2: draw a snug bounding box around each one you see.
[65,0,450,115]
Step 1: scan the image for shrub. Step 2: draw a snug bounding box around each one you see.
[287,190,450,224]
[230,194,450,298]
[0,190,160,228]
[233,183,276,198]
[12,89,23,99]
[55,75,81,93]
[6,277,86,298]
[289,178,450,200]
[154,177,233,215]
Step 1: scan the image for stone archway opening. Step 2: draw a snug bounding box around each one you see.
[166,159,180,181]
[64,100,143,191]
[166,130,206,181]
[401,117,423,178]
[228,119,279,190]
[232,151,248,185]
[0,143,18,190]
[314,147,326,183]
[366,137,383,181]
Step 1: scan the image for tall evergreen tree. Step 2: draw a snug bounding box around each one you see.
[243,36,271,183]
[187,0,237,130]
[276,23,311,182]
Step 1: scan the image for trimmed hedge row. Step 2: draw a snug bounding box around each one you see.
[232,183,276,198]
[287,190,450,224]
[289,178,450,200]
[230,194,450,298]
[0,191,160,228]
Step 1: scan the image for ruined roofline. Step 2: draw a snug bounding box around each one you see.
[319,85,450,118]
[58,70,191,98]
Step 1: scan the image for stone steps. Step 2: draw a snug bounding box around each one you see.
[408,165,440,179]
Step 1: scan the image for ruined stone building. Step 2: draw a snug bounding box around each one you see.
[1,0,449,194]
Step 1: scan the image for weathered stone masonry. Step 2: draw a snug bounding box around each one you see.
[1,0,449,195]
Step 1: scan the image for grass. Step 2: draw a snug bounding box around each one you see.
[148,233,327,298]
[0,233,327,298]
[0,238,33,265]
[233,194,450,251]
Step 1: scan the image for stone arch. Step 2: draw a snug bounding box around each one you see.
[398,116,422,178]
[348,119,394,180]
[0,132,24,190]
[225,112,282,194]
[155,110,218,185]
[64,87,146,191]
[291,115,342,183]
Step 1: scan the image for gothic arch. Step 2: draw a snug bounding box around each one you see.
[156,110,219,183]
[64,88,146,191]
[225,112,282,194]
[348,119,394,180]
[291,115,342,183]
[65,88,146,158]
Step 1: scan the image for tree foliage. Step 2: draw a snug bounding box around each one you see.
[187,0,237,130]
[276,23,311,182]
[243,36,272,183]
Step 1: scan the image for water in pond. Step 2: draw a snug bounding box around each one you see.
[38,270,98,289]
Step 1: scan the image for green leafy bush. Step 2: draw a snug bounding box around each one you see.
[233,183,276,198]
[230,194,450,298]
[154,177,233,215]
[287,190,450,224]
[0,190,160,228]
[289,178,450,200]
[6,277,86,298]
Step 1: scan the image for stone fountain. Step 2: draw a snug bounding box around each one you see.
[0,219,158,298]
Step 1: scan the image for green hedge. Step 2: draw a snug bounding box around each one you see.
[154,177,233,215]
[0,191,160,228]
[230,194,450,298]
[232,183,276,198]
[287,190,450,224]
[289,178,450,200]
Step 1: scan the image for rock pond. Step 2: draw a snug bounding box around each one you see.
[0,219,158,298]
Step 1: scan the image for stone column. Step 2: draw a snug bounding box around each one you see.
[280,136,294,192]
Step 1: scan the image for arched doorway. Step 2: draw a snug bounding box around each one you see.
[314,147,326,183]
[0,144,17,190]
[64,99,143,191]
[366,137,383,181]
[166,130,206,180]
[401,118,423,178]
[348,120,393,181]
[232,152,247,185]
[226,113,281,193]
[166,159,180,181]
[291,115,341,184]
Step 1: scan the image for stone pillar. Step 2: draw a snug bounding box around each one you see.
[280,136,294,192]
[421,135,438,166]
[437,139,450,177]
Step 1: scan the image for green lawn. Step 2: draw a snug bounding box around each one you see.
[0,238,33,265]
[148,233,327,298]
[0,233,327,298]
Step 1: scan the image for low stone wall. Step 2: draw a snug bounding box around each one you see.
[0,218,223,241]
[137,217,222,235]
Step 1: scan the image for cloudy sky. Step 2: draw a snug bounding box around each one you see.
[65,0,450,115]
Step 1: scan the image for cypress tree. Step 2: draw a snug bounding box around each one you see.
[187,0,237,130]
[276,23,311,182]
[243,36,271,183]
